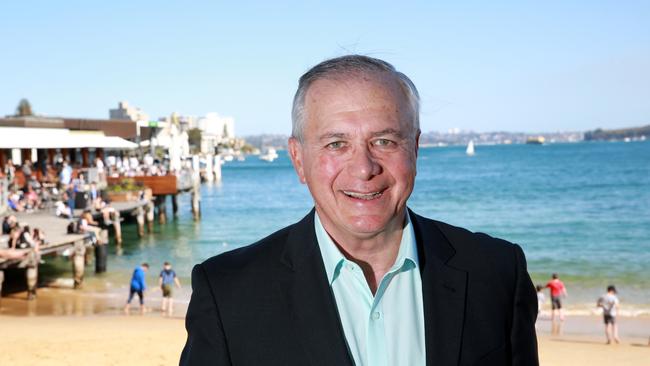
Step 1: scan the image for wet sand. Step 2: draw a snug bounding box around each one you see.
[1,290,649,365]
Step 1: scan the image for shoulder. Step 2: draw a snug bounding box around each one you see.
[416,213,522,259]
[412,212,528,280]
[200,221,296,276]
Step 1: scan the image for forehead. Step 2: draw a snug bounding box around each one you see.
[303,72,411,135]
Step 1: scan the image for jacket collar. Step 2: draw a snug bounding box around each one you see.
[410,209,468,366]
[278,209,354,365]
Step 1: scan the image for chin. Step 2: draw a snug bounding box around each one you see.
[346,215,391,234]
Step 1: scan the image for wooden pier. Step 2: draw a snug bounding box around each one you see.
[0,200,150,300]
[106,170,200,223]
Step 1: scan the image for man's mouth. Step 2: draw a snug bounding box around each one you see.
[342,190,384,200]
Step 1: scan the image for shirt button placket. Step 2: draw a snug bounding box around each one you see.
[368,306,387,366]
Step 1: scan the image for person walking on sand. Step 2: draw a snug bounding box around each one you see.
[597,285,620,344]
[124,263,149,315]
[159,261,182,316]
[536,285,546,315]
[546,273,568,322]
[535,285,546,330]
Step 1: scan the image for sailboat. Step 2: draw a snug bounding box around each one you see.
[466,140,475,156]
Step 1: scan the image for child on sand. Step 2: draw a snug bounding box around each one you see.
[124,263,149,314]
[159,262,182,316]
[597,285,620,344]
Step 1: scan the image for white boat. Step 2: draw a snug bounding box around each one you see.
[259,147,279,162]
[466,140,475,156]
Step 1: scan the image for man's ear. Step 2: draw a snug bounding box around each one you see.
[288,137,306,184]
[415,129,421,157]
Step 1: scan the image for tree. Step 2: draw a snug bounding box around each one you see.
[188,128,202,149]
[16,98,34,116]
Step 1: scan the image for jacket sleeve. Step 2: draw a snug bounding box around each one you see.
[180,264,232,365]
[511,244,539,366]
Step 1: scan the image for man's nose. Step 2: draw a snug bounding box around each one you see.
[348,145,381,180]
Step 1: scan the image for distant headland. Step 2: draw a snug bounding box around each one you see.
[244,124,650,149]
[584,125,650,142]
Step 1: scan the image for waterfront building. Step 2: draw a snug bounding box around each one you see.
[196,113,235,154]
[0,115,138,169]
[109,101,150,122]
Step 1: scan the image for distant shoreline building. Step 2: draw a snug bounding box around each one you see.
[109,101,150,122]
[196,113,235,154]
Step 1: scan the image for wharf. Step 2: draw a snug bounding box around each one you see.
[2,212,89,263]
[0,199,151,299]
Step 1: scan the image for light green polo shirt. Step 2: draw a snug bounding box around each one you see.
[315,212,426,366]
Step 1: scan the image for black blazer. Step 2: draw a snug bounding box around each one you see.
[180,210,539,366]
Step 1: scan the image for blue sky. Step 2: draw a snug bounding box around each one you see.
[1,1,648,136]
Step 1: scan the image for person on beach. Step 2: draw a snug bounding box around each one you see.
[546,273,568,322]
[181,55,539,365]
[536,285,546,317]
[597,285,620,344]
[124,263,149,315]
[159,262,182,316]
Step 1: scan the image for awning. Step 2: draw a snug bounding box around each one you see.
[0,127,138,149]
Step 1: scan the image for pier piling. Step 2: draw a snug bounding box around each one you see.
[24,250,39,300]
[73,240,86,289]
[95,242,107,273]
[191,177,201,220]
[156,195,167,224]
[214,155,222,183]
[205,153,214,182]
[112,212,122,244]
[136,206,145,236]
[172,194,179,217]
[146,201,154,232]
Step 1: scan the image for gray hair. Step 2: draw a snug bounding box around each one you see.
[291,55,420,142]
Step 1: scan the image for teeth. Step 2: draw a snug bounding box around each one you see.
[343,191,382,200]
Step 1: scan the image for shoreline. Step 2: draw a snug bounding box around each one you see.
[3,284,649,317]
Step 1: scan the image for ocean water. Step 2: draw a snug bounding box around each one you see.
[40,140,650,309]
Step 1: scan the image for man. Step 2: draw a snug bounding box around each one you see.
[59,160,72,188]
[546,273,568,323]
[181,55,538,365]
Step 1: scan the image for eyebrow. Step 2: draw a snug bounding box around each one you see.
[318,132,348,141]
[371,128,404,138]
[318,128,406,141]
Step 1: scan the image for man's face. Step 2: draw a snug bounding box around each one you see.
[289,73,419,240]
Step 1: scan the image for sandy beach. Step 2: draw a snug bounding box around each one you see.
[1,292,649,366]
[1,315,648,365]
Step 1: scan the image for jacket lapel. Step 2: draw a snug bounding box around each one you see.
[279,210,354,366]
[410,211,467,366]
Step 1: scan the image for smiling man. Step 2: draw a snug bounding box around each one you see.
[181,55,539,366]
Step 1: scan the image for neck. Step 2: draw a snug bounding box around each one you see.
[318,210,407,294]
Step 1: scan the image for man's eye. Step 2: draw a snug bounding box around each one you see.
[326,141,344,149]
[373,139,394,147]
